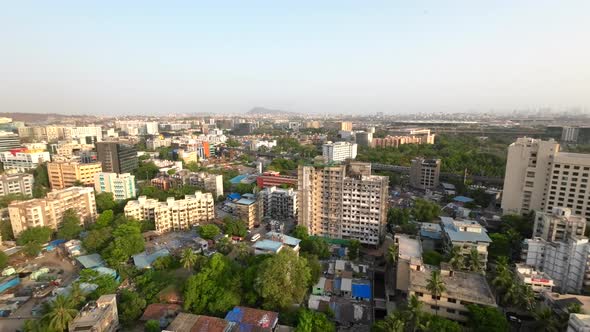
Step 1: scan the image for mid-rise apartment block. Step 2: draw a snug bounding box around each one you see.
[339,121,353,131]
[234,197,260,229]
[0,148,50,172]
[372,128,435,148]
[298,161,388,245]
[502,137,590,218]
[259,186,298,220]
[8,187,97,236]
[523,236,590,294]
[409,158,441,190]
[0,131,21,152]
[0,173,34,197]
[440,217,491,268]
[124,193,214,233]
[94,172,136,200]
[322,141,357,163]
[256,171,297,189]
[533,207,586,242]
[171,170,224,198]
[68,294,118,332]
[96,142,138,174]
[47,161,102,190]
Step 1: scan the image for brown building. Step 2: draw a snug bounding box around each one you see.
[96,141,138,174]
[48,161,102,190]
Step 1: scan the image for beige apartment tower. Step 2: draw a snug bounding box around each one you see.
[48,161,103,190]
[8,187,97,236]
[298,161,388,245]
[502,137,590,218]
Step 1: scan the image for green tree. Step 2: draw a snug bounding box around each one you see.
[422,250,443,266]
[420,314,462,332]
[103,222,144,266]
[466,248,482,273]
[95,192,117,213]
[118,289,147,326]
[184,254,242,315]
[292,225,309,240]
[199,224,221,240]
[426,270,445,316]
[235,183,254,195]
[180,248,198,270]
[296,309,335,332]
[32,163,49,198]
[0,219,14,241]
[23,319,44,332]
[412,199,440,222]
[466,304,510,332]
[447,246,465,270]
[145,320,160,332]
[69,283,86,309]
[387,208,411,226]
[41,295,78,332]
[94,210,114,229]
[487,233,510,262]
[0,251,8,269]
[532,307,562,332]
[57,209,83,240]
[223,217,248,237]
[372,312,405,332]
[387,244,399,265]
[348,240,361,260]
[83,227,112,253]
[226,138,240,147]
[78,269,119,299]
[300,237,330,259]
[256,248,311,310]
[17,226,52,256]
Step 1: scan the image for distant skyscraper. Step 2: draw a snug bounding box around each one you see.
[96,142,138,174]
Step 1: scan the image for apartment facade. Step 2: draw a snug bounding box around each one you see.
[501,137,590,218]
[68,294,118,332]
[48,161,103,190]
[234,197,260,229]
[0,131,21,152]
[533,207,586,242]
[322,141,358,163]
[298,161,388,245]
[0,148,51,171]
[440,217,491,268]
[372,128,435,148]
[124,193,214,233]
[94,172,136,200]
[259,186,298,220]
[409,158,441,190]
[96,142,138,174]
[8,187,97,236]
[0,173,34,197]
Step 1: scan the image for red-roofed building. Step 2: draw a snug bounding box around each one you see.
[225,306,279,331]
[140,303,181,322]
[256,172,297,189]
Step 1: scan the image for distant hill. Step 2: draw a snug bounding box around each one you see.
[246,107,297,115]
[0,112,98,123]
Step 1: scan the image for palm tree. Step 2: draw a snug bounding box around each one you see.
[404,294,423,332]
[467,248,482,273]
[533,307,562,332]
[42,295,78,332]
[387,244,399,265]
[69,283,86,309]
[373,312,405,332]
[448,246,465,270]
[518,284,535,311]
[426,270,446,316]
[22,320,44,332]
[502,283,520,307]
[180,248,198,270]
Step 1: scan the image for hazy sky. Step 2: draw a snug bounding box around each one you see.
[1,1,589,115]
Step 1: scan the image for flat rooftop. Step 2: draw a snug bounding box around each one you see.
[70,294,116,327]
[410,267,496,306]
[395,234,422,260]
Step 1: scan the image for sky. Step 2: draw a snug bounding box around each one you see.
[1,1,589,115]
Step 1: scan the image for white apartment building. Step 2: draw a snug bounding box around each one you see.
[502,137,590,218]
[115,121,159,135]
[523,237,590,294]
[409,158,441,190]
[124,193,214,233]
[440,217,492,268]
[322,141,358,163]
[534,207,586,242]
[8,187,97,236]
[0,148,51,172]
[64,126,103,143]
[0,173,34,197]
[298,161,388,245]
[94,172,136,200]
[259,186,298,220]
[515,263,554,293]
[171,171,224,198]
[249,139,277,151]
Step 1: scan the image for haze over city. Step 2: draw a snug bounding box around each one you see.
[1,1,589,115]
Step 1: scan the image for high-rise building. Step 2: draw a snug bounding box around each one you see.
[259,186,298,220]
[0,173,34,197]
[0,131,21,152]
[533,207,586,242]
[298,161,388,245]
[409,158,441,190]
[94,172,136,200]
[339,121,353,131]
[124,193,214,233]
[355,131,373,147]
[68,294,118,332]
[96,142,138,174]
[8,187,97,236]
[47,161,103,190]
[501,137,590,217]
[0,148,51,172]
[322,141,357,162]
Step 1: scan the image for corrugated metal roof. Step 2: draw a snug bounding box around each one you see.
[76,254,105,269]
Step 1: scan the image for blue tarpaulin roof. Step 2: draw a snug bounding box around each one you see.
[133,249,170,269]
[228,193,241,200]
[453,196,474,203]
[76,254,105,269]
[230,175,248,184]
[352,282,371,299]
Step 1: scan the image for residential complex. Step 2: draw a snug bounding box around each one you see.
[169,170,224,198]
[372,128,435,148]
[18,125,103,143]
[256,171,297,189]
[47,161,103,190]
[0,148,51,171]
[502,137,590,218]
[533,207,586,242]
[322,141,358,162]
[8,187,97,236]
[94,172,136,200]
[68,294,118,332]
[115,120,159,135]
[0,173,34,197]
[96,141,138,174]
[440,217,491,268]
[409,158,441,190]
[259,186,298,220]
[124,193,214,233]
[298,161,388,245]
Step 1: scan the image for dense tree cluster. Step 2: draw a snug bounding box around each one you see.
[17,226,52,257]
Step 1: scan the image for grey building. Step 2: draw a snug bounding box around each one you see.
[0,173,34,197]
[96,142,138,174]
[409,158,441,190]
[0,131,21,152]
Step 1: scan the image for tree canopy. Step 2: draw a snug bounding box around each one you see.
[57,209,83,240]
[199,224,221,240]
[466,304,509,332]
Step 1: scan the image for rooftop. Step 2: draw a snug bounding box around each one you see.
[252,240,283,253]
[440,217,491,243]
[395,234,422,260]
[453,196,474,203]
[409,266,496,306]
[76,253,105,269]
[265,232,301,247]
[420,223,442,240]
[132,248,170,269]
[225,306,279,331]
[140,303,181,321]
[236,198,256,206]
[70,294,116,328]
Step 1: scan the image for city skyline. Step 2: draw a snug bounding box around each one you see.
[1,1,589,115]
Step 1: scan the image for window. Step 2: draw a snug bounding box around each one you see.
[431,305,440,310]
[447,298,457,303]
[447,308,456,314]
